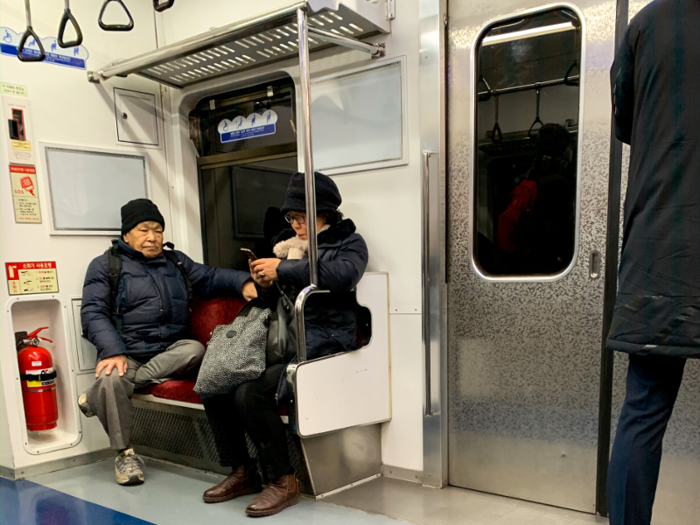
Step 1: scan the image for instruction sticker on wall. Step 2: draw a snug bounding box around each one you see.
[9,165,41,223]
[0,27,89,69]
[218,110,278,143]
[6,262,59,296]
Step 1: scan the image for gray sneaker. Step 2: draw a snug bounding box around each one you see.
[115,449,145,486]
[77,393,94,418]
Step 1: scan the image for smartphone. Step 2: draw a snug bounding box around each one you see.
[240,248,258,261]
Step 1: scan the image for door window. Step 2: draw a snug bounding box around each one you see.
[473,7,583,278]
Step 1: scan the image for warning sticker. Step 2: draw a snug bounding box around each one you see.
[218,110,278,144]
[1,83,27,97]
[6,262,58,295]
[11,140,31,151]
[9,165,41,223]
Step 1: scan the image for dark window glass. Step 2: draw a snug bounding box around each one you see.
[193,78,296,157]
[199,157,296,271]
[473,8,582,277]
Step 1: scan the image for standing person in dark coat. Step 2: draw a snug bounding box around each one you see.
[78,199,256,486]
[201,172,369,518]
[606,0,700,523]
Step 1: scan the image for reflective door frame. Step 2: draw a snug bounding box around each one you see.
[420,0,449,489]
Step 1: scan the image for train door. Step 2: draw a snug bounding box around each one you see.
[189,78,297,270]
[446,1,615,512]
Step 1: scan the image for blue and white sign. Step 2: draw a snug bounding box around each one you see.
[218,110,278,143]
[1,27,89,70]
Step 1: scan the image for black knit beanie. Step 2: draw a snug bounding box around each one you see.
[121,199,165,235]
[281,172,342,214]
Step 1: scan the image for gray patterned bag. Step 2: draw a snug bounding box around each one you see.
[194,301,271,399]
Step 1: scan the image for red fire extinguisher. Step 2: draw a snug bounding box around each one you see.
[16,327,59,432]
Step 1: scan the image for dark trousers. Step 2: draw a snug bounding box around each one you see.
[203,364,294,481]
[607,354,687,525]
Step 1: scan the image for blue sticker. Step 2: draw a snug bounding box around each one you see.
[1,27,89,70]
[218,110,278,143]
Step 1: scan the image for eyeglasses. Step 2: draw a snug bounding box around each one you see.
[284,214,306,225]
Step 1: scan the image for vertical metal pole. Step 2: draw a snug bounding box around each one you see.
[297,7,318,286]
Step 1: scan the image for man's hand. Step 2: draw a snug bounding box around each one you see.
[95,355,128,378]
[242,280,258,301]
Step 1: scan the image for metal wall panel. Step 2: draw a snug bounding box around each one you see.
[446,0,617,512]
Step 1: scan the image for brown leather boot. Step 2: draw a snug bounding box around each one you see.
[203,464,262,503]
[245,473,300,517]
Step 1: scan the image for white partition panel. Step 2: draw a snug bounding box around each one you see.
[295,273,391,437]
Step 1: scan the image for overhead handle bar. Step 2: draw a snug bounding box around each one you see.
[58,0,83,48]
[528,88,544,138]
[99,0,134,32]
[18,0,45,62]
[153,0,175,12]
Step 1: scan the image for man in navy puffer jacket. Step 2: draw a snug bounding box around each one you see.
[78,199,256,486]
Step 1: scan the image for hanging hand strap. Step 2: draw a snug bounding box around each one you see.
[528,89,543,138]
[491,95,503,143]
[17,0,44,62]
[99,0,134,32]
[564,61,580,86]
[153,0,175,12]
[58,1,83,48]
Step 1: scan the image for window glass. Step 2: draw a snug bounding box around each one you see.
[473,8,582,277]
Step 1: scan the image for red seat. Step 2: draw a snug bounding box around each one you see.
[136,296,246,405]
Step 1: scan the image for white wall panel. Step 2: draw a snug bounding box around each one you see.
[0,0,166,469]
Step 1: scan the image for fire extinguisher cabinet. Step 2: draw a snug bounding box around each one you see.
[6,296,82,455]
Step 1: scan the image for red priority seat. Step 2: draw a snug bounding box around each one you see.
[136,296,246,405]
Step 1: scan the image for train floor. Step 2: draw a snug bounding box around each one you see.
[1,458,609,525]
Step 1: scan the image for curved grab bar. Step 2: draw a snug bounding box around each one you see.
[99,0,134,32]
[153,0,175,12]
[18,0,45,62]
[58,1,83,48]
[294,285,330,363]
[17,27,45,62]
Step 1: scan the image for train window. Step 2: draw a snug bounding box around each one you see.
[472,7,582,278]
[311,59,406,174]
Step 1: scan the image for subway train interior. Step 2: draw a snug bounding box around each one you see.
[0,0,698,524]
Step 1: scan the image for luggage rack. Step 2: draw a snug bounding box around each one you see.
[87,1,389,89]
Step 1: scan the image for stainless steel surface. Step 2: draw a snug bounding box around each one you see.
[381,464,424,484]
[88,2,388,88]
[447,1,614,512]
[420,0,448,490]
[422,151,434,416]
[295,286,316,363]
[589,250,601,279]
[308,26,385,57]
[324,477,609,525]
[300,424,382,496]
[297,8,318,288]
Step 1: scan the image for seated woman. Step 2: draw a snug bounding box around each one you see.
[201,172,369,517]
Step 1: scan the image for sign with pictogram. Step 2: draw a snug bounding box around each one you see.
[9,165,41,223]
[6,262,58,295]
